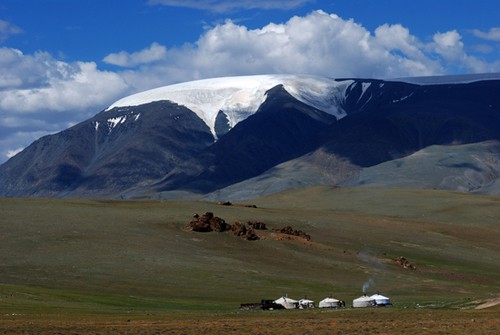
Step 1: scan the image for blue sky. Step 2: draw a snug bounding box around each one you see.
[1,0,500,163]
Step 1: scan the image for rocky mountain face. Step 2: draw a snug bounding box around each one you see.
[0,101,214,197]
[1,75,500,199]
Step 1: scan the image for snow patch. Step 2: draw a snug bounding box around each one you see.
[108,115,127,130]
[100,112,141,133]
[355,82,373,106]
[361,82,371,96]
[391,92,414,104]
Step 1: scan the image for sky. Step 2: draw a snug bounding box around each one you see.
[1,0,500,164]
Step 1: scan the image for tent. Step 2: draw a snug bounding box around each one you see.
[370,293,392,306]
[298,299,315,309]
[352,295,376,308]
[273,296,298,309]
[319,297,340,308]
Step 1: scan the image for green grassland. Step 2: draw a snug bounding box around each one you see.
[0,186,499,316]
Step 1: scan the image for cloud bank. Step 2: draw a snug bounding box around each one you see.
[108,11,500,84]
[1,10,500,163]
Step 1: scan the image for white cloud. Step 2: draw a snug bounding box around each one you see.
[431,30,499,73]
[148,0,312,13]
[6,147,23,158]
[0,48,53,89]
[374,24,426,60]
[472,27,500,41]
[0,60,129,113]
[103,42,167,67]
[0,20,22,41]
[432,30,466,63]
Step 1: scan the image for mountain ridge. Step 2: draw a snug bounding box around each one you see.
[2,73,500,199]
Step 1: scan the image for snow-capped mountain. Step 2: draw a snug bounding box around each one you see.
[2,74,500,199]
[106,75,351,138]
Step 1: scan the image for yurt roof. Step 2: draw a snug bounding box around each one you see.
[370,294,390,300]
[353,295,375,302]
[274,296,298,303]
[320,297,340,303]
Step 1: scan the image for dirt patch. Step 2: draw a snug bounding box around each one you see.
[269,233,314,246]
[475,298,500,309]
[273,225,311,241]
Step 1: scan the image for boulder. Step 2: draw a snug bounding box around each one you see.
[189,212,230,232]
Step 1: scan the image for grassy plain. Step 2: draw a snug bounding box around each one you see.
[0,186,499,333]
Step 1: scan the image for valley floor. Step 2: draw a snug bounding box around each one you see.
[1,188,499,334]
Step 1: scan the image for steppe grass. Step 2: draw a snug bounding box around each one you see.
[0,186,499,319]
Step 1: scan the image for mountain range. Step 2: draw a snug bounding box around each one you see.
[2,73,500,200]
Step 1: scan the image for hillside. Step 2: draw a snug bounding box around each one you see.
[1,187,499,315]
[345,141,500,193]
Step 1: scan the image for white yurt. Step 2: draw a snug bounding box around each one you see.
[274,296,298,309]
[298,298,315,309]
[370,293,392,306]
[319,297,340,308]
[352,294,376,308]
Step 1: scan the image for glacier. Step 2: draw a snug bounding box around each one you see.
[106,74,353,138]
[105,72,500,139]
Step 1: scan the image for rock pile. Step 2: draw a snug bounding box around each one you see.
[189,214,268,241]
[274,225,311,241]
[248,221,267,230]
[189,212,231,232]
[230,222,259,241]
